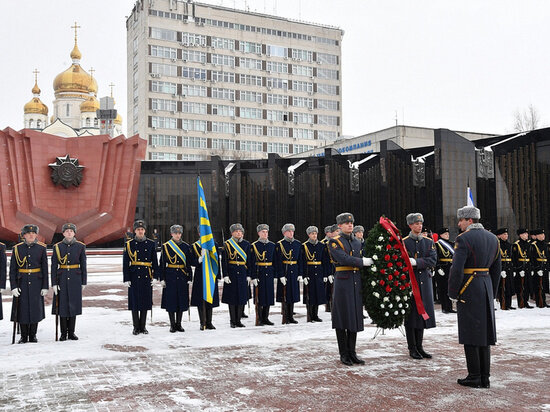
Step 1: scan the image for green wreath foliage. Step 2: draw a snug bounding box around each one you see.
[362,222,412,329]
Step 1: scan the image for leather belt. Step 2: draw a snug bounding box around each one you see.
[464,268,489,274]
[518,258,529,262]
[283,260,298,265]
[229,261,246,265]
[537,258,547,262]
[307,261,322,265]
[18,268,41,273]
[256,262,272,266]
[335,266,360,272]
[131,261,152,267]
[167,264,186,269]
[439,258,452,262]
[501,259,512,262]
[60,264,80,269]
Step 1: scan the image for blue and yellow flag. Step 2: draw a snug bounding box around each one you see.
[198,176,219,303]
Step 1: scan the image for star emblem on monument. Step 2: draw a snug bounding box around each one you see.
[49,154,85,188]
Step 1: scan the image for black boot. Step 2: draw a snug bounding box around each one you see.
[28,323,38,343]
[479,346,491,388]
[235,305,245,327]
[240,304,248,318]
[347,331,365,365]
[132,311,140,335]
[406,326,422,359]
[312,305,322,322]
[139,310,148,334]
[175,311,185,332]
[288,303,298,323]
[415,329,431,359]
[206,307,216,329]
[18,324,29,344]
[229,305,236,328]
[263,306,274,325]
[59,317,68,341]
[197,307,206,330]
[336,329,352,366]
[306,305,313,322]
[168,312,177,333]
[68,317,78,340]
[457,345,481,388]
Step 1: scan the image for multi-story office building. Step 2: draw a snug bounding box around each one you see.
[127,0,343,160]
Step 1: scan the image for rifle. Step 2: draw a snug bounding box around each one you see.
[281,259,288,324]
[55,291,59,341]
[12,295,19,345]
[254,280,260,326]
[305,279,311,322]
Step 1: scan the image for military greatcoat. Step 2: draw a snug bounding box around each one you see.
[448,226,501,346]
[10,241,49,324]
[221,239,250,306]
[300,240,328,306]
[275,238,302,304]
[159,240,192,312]
[0,242,6,320]
[51,240,87,317]
[249,240,277,306]
[497,238,515,302]
[123,237,159,311]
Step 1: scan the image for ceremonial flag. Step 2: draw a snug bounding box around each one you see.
[198,176,219,303]
[467,187,475,207]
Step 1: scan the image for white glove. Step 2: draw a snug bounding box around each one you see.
[82,285,86,291]
[513,272,516,277]
[41,289,48,296]
[538,270,544,277]
[150,280,155,286]
[160,280,166,288]
[53,285,60,294]
[362,257,373,266]
[198,256,204,264]
[223,277,231,284]
[280,277,287,286]
[328,275,334,284]
[0,289,4,293]
[409,258,417,266]
[11,288,20,297]
[297,276,303,282]
[188,281,192,284]
[437,268,445,276]
[252,279,258,286]
[323,277,328,283]
[501,271,507,278]
[519,270,525,278]
[124,281,132,287]
[450,297,458,304]
[303,277,309,285]
[247,276,252,285]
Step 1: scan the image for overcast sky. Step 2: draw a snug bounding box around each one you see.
[1,0,549,137]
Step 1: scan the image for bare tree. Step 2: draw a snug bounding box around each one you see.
[514,104,540,132]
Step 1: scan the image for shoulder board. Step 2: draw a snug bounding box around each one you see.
[14,242,23,247]
[422,235,431,240]
[193,240,201,246]
[163,241,170,246]
[126,239,133,246]
[76,240,86,246]
[402,235,409,240]
[277,239,284,244]
[181,240,189,246]
[54,241,63,247]
[332,235,341,240]
[0,242,5,246]
[252,240,259,245]
[302,241,309,246]
[37,241,47,247]
[513,240,520,244]
[456,232,465,239]
[146,237,155,242]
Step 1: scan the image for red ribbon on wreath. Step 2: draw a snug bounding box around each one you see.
[379,216,429,320]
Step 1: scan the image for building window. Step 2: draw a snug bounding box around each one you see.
[239,91,262,103]
[66,104,70,117]
[239,74,262,86]
[151,98,177,112]
[211,138,236,150]
[293,128,314,140]
[266,78,288,90]
[211,87,235,101]
[182,85,207,97]
[266,93,288,106]
[291,65,314,77]
[211,36,235,50]
[182,136,207,148]
[151,134,178,147]
[291,48,313,62]
[151,116,177,129]
[317,52,338,65]
[266,61,288,74]
[239,41,261,54]
[182,119,207,132]
[212,104,235,117]
[267,142,289,154]
[292,96,314,109]
[291,80,314,93]
[266,44,287,58]
[317,99,339,111]
[317,83,339,96]
[211,70,235,83]
[212,122,236,134]
[240,140,263,152]
[151,81,177,94]
[318,115,339,126]
[211,53,235,68]
[266,110,289,122]
[182,102,207,115]
[150,45,177,59]
[150,27,177,41]
[182,67,206,80]
[150,152,178,160]
[240,124,263,136]
[182,50,206,63]
[151,63,178,77]
[267,126,289,138]
[318,130,338,140]
[293,112,314,124]
[239,57,262,70]
[293,144,314,154]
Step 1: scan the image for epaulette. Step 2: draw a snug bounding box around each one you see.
[403,235,409,240]
[252,240,258,245]
[332,235,341,240]
[37,241,47,247]
[14,242,23,247]
[514,240,520,244]
[76,240,86,246]
[456,232,465,238]
[0,242,5,246]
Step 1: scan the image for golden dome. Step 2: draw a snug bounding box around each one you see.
[114,112,122,125]
[53,64,94,95]
[80,96,99,112]
[32,82,41,95]
[24,97,48,115]
[70,43,82,60]
[88,76,98,95]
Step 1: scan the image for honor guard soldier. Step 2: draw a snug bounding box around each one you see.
[435,227,455,313]
[403,213,437,360]
[512,228,534,309]
[530,229,549,308]
[494,228,516,310]
[249,224,277,326]
[159,225,192,333]
[221,223,250,328]
[10,224,49,343]
[152,228,161,252]
[0,240,6,322]
[190,226,219,330]
[322,224,338,312]
[352,225,366,250]
[51,223,87,341]
[448,206,501,388]
[329,213,373,366]
[300,226,328,322]
[275,223,302,324]
[123,220,159,335]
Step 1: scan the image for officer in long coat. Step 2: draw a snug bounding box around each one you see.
[300,226,328,322]
[322,224,338,312]
[448,206,501,389]
[0,241,6,321]
[403,213,437,360]
[159,225,192,333]
[512,228,534,309]
[494,228,516,310]
[10,224,49,343]
[221,223,250,328]
[328,213,373,366]
[435,227,455,313]
[189,228,220,330]
[249,224,277,326]
[51,223,87,341]
[123,220,159,335]
[530,229,549,308]
[275,223,302,324]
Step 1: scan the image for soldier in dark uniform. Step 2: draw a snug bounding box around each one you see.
[221,223,250,328]
[352,225,365,250]
[10,224,49,343]
[190,227,220,330]
[0,240,6,322]
[275,223,302,324]
[329,213,373,366]
[530,229,549,308]
[152,228,161,252]
[448,206,501,388]
[435,227,455,314]
[322,224,338,312]
[512,228,534,309]
[51,223,87,341]
[495,228,516,310]
[300,226,328,322]
[249,224,276,326]
[403,213,437,360]
[123,220,159,335]
[159,225,192,333]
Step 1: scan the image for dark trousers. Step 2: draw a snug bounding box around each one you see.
[335,329,358,357]
[464,344,491,383]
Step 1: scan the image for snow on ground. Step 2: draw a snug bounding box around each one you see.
[0,256,549,411]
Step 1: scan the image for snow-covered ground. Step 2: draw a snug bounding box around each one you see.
[1,256,549,411]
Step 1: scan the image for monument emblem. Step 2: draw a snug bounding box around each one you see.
[49,154,85,188]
